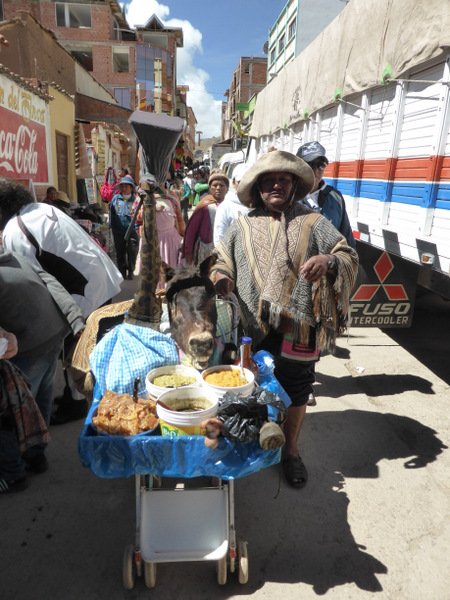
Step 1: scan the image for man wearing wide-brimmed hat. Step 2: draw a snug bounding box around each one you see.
[210,150,358,489]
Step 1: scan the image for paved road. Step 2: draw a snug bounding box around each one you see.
[2,281,449,600]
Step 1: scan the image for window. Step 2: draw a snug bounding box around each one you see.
[114,88,130,109]
[288,19,296,40]
[244,63,250,74]
[270,48,276,65]
[113,47,129,73]
[278,34,285,53]
[142,33,168,49]
[56,3,91,28]
[70,48,93,71]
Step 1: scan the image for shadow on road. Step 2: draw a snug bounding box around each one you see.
[234,409,446,595]
[1,410,446,599]
[316,371,435,398]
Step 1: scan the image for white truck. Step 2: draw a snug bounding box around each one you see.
[247,0,450,327]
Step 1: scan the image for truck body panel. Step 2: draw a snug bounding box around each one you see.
[246,0,450,325]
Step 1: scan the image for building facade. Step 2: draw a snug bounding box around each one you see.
[2,1,184,116]
[222,57,267,141]
[267,0,348,82]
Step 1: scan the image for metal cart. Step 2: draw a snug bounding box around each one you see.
[79,295,283,589]
[123,473,248,589]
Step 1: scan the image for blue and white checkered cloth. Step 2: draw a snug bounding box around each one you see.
[89,323,179,396]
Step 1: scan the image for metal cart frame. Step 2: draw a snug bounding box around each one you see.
[122,473,248,589]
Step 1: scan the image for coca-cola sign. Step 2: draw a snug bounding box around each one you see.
[0,74,49,182]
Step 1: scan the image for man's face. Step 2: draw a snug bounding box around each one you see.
[209,179,228,202]
[308,159,326,191]
[259,171,295,212]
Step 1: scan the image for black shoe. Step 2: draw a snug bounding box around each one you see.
[127,271,134,280]
[53,384,73,406]
[23,453,48,474]
[50,398,88,425]
[0,476,29,494]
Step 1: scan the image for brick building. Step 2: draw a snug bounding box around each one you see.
[2,1,182,115]
[222,57,267,141]
[2,1,195,164]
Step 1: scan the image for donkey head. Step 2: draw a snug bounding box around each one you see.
[165,257,217,370]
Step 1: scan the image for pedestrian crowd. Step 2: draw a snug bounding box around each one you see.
[0,142,357,494]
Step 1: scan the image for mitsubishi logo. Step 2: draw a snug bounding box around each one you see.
[352,252,408,302]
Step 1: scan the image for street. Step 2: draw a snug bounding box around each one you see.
[1,282,449,600]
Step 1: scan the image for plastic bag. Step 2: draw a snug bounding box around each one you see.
[218,387,286,443]
[100,167,119,203]
[253,350,291,409]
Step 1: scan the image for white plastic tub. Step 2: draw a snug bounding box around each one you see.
[156,386,219,436]
[146,365,203,399]
[201,365,255,400]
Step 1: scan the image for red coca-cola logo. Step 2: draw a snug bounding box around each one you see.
[0,107,48,181]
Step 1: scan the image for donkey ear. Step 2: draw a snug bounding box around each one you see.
[199,254,217,278]
[160,261,175,283]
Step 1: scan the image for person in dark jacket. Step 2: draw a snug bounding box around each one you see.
[0,248,84,486]
[109,174,139,280]
[297,141,356,248]
[297,141,357,406]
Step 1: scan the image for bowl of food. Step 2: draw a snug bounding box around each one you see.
[145,365,203,399]
[201,365,255,399]
[90,390,159,436]
[156,386,219,436]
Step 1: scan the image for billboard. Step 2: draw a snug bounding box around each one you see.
[0,73,49,182]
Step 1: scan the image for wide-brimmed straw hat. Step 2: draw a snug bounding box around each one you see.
[55,190,70,208]
[237,150,314,207]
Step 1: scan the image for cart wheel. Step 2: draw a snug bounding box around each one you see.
[217,555,227,585]
[144,561,157,588]
[122,544,135,590]
[238,540,248,584]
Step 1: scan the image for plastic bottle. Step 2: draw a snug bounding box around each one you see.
[235,336,259,382]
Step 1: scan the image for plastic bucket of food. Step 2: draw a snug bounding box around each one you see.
[156,386,219,437]
[201,365,255,399]
[146,365,203,399]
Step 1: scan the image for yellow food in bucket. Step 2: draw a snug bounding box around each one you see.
[204,369,248,387]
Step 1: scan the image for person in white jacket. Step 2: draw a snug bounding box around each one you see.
[213,163,251,246]
[0,177,123,424]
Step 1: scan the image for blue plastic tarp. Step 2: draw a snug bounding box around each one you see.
[79,391,281,479]
[79,332,287,480]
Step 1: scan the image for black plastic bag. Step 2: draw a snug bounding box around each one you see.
[218,387,286,443]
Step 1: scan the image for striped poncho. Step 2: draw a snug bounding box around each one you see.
[211,202,359,352]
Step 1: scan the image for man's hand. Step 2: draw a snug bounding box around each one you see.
[300,255,331,283]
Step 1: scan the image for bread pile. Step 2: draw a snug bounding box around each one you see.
[92,390,158,436]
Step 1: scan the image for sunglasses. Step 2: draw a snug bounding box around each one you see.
[310,162,326,171]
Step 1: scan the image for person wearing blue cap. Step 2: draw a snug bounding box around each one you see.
[296,142,356,249]
[297,142,356,407]
[110,175,139,280]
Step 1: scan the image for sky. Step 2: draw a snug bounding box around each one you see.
[121,0,286,138]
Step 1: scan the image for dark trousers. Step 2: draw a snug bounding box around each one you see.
[112,230,139,278]
[180,197,190,225]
